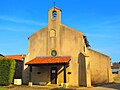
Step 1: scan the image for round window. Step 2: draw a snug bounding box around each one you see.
[51,50,57,56]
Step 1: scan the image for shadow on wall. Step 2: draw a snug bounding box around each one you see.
[14,60,24,79]
[22,66,29,85]
[78,52,86,86]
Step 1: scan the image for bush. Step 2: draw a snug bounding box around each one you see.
[0,57,16,86]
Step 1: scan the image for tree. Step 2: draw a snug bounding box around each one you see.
[0,57,16,86]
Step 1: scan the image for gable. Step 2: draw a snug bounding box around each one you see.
[28,26,48,40]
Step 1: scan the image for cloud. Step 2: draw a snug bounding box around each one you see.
[0,15,47,26]
[0,26,33,32]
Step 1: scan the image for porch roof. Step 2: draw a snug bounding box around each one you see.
[26,56,71,65]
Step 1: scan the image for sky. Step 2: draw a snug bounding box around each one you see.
[0,0,120,62]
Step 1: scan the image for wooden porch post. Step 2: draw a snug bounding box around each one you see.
[28,65,33,86]
[29,65,32,82]
[64,64,66,83]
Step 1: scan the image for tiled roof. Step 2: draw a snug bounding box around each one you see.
[5,54,26,61]
[26,56,71,65]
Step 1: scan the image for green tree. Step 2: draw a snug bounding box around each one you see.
[0,57,16,86]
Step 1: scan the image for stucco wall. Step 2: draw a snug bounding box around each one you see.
[31,66,50,84]
[23,27,48,84]
[60,24,85,86]
[87,49,113,84]
[28,26,48,60]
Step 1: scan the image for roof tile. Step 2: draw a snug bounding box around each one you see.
[26,56,71,65]
[5,54,26,61]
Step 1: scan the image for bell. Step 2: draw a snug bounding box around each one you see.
[53,14,57,17]
[52,11,57,18]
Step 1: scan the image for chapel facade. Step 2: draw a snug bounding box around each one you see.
[23,6,113,87]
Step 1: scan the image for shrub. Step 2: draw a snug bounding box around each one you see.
[0,57,16,86]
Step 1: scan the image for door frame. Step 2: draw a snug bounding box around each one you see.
[50,67,57,84]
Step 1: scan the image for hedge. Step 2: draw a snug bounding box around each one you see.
[0,57,16,86]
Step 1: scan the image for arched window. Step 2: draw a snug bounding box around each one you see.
[50,29,56,37]
[52,11,57,19]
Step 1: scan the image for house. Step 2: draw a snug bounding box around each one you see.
[5,54,26,79]
[111,62,120,74]
[23,6,113,87]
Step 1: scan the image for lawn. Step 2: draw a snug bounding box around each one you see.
[0,88,7,90]
[114,76,120,81]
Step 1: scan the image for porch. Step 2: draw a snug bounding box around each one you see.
[25,56,71,86]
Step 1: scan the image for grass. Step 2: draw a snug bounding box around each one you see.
[0,88,7,90]
[114,77,120,81]
[114,76,120,81]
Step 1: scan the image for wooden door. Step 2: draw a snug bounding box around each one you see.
[51,67,57,84]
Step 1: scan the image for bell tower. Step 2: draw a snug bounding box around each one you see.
[47,6,62,56]
[48,6,62,28]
